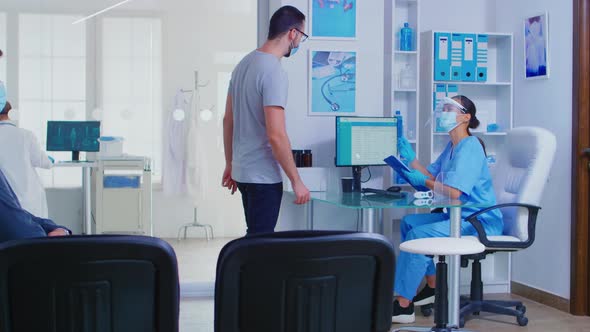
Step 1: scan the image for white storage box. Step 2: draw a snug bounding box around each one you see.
[98,136,124,158]
[282,167,328,192]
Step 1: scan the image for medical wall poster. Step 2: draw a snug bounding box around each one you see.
[309,50,357,116]
[309,0,356,39]
[524,12,550,79]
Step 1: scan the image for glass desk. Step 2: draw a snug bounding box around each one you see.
[285,190,491,329]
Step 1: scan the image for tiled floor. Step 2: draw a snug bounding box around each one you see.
[179,294,590,332]
[165,237,235,283]
[169,238,590,332]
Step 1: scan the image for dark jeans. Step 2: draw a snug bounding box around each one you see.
[236,182,283,235]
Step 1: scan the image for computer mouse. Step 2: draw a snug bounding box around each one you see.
[387,186,402,193]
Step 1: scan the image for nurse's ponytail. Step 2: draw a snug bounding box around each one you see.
[453,95,487,156]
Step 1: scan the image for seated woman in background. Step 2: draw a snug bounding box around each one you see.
[391,95,503,324]
[0,168,70,243]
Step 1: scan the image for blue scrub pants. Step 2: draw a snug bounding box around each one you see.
[394,213,479,301]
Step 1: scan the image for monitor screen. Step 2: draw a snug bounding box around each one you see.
[335,116,398,166]
[46,121,100,152]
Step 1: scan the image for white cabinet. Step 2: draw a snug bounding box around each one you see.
[92,158,153,235]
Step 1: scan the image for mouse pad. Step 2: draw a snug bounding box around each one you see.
[384,155,430,192]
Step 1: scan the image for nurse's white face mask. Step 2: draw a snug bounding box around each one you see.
[433,97,468,133]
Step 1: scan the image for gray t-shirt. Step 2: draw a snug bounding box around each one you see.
[229,50,288,184]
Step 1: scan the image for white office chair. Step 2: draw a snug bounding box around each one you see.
[452,127,556,327]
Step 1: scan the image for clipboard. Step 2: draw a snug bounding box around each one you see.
[384,155,430,192]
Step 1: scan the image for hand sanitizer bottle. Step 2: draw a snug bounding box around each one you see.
[400,23,413,51]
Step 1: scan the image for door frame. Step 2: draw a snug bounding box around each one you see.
[571,0,590,316]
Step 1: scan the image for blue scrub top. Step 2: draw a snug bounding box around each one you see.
[427,136,503,235]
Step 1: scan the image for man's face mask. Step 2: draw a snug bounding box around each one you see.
[0,81,6,112]
[285,42,299,58]
[285,28,307,58]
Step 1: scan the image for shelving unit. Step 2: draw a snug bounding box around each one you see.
[419,30,514,294]
[419,31,514,163]
[384,0,420,188]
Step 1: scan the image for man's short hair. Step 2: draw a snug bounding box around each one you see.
[268,5,306,40]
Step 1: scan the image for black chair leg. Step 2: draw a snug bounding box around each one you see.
[460,258,529,327]
[395,256,477,332]
[428,256,456,332]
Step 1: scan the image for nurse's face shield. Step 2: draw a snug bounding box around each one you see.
[434,97,467,114]
[425,97,467,129]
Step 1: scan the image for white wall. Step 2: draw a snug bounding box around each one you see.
[495,0,572,300]
[420,0,496,33]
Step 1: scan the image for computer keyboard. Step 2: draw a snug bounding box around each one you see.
[361,188,404,198]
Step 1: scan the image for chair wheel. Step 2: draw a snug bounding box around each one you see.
[516,304,526,314]
[420,306,433,317]
[517,315,528,326]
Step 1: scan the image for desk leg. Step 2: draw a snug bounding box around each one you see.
[377,209,384,234]
[448,207,462,328]
[306,200,314,230]
[362,209,373,233]
[83,167,92,235]
[361,209,382,233]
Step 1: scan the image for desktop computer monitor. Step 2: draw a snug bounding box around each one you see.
[335,116,398,190]
[46,121,101,161]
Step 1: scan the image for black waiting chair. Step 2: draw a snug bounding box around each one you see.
[0,235,180,332]
[214,231,395,332]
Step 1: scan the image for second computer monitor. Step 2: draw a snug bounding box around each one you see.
[335,116,398,167]
[47,121,100,161]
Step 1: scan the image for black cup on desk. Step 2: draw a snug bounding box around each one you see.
[341,177,354,193]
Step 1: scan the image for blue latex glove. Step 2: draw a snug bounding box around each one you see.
[398,137,416,162]
[48,156,55,164]
[402,169,428,187]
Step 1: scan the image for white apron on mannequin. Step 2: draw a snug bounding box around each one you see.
[186,108,208,203]
[162,90,190,196]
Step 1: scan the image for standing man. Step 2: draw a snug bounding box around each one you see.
[0,63,54,218]
[222,5,311,235]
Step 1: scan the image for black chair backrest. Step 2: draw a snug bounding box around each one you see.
[214,231,395,332]
[0,235,179,332]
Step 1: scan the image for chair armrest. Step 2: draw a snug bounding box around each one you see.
[464,203,541,249]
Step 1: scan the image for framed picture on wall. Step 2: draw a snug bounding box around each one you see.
[308,50,357,116]
[309,0,357,39]
[524,12,550,79]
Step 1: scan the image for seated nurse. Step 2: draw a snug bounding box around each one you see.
[391,95,503,324]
